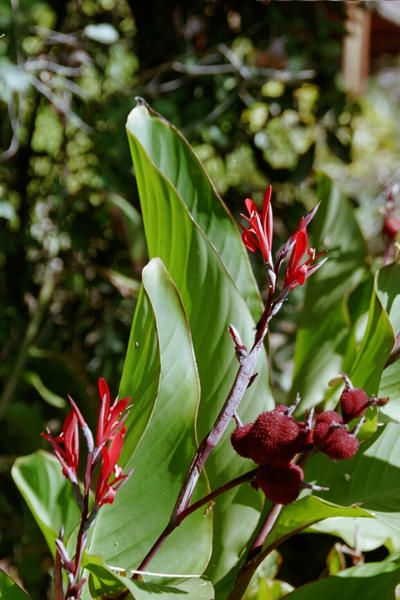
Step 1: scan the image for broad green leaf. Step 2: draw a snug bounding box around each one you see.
[262,496,370,555]
[88,259,212,576]
[283,561,400,600]
[305,422,400,529]
[126,104,272,587]
[11,450,80,554]
[0,569,32,600]
[126,102,262,320]
[84,553,214,599]
[309,517,400,552]
[375,264,400,334]
[349,272,394,394]
[379,359,400,423]
[118,282,160,460]
[377,264,400,422]
[291,175,369,411]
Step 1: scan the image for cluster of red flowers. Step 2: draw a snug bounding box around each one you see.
[240,185,326,291]
[42,378,131,509]
[231,383,382,505]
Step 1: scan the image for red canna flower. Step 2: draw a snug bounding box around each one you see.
[283,229,326,290]
[95,426,130,507]
[96,378,131,450]
[240,186,273,266]
[42,410,80,484]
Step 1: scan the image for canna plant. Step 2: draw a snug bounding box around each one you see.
[10,100,400,600]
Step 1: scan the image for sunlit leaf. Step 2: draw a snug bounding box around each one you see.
[84,552,214,599]
[88,259,212,576]
[11,451,80,555]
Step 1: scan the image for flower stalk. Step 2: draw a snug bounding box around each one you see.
[133,187,325,576]
[42,379,132,599]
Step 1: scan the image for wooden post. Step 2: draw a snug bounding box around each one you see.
[342,2,371,95]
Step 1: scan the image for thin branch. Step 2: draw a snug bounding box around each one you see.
[29,75,93,132]
[217,43,252,80]
[24,59,83,77]
[35,26,80,47]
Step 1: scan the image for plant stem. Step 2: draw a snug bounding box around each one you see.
[227,448,316,599]
[226,503,283,600]
[172,291,277,520]
[135,468,258,575]
[131,283,283,580]
[66,452,93,599]
[248,503,283,558]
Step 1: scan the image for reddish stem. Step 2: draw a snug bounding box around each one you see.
[134,468,259,576]
[66,451,93,599]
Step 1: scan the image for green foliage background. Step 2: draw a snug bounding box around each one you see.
[2,1,400,598]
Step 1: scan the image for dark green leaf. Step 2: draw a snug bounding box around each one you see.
[284,561,400,600]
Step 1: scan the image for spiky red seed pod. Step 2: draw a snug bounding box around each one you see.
[340,388,369,423]
[231,423,253,458]
[315,425,359,460]
[246,408,302,466]
[256,463,304,504]
[313,410,342,437]
[316,410,343,425]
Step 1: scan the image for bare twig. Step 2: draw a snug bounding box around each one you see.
[29,75,93,132]
[24,59,83,77]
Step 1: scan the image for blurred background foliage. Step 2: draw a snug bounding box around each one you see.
[1,0,400,597]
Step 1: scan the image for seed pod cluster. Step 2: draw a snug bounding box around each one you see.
[231,387,368,505]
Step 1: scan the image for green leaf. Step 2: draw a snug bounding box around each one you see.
[375,264,400,334]
[126,102,262,321]
[11,450,80,554]
[84,553,214,600]
[305,422,400,529]
[291,175,368,411]
[118,281,160,460]
[126,103,272,588]
[0,569,32,600]
[379,359,400,423]
[283,561,400,600]
[88,258,212,576]
[262,496,370,555]
[308,517,400,552]
[376,263,400,422]
[349,271,394,394]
